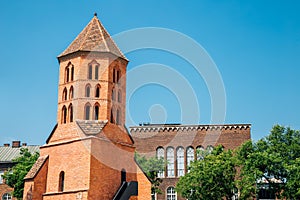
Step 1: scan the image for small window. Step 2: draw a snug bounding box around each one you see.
[207,145,214,153]
[88,65,93,79]
[58,171,65,192]
[94,104,99,120]
[117,70,120,83]
[95,85,100,98]
[118,90,122,103]
[121,169,126,184]
[69,86,74,100]
[110,109,114,123]
[62,106,67,124]
[0,170,4,184]
[65,67,69,83]
[166,147,175,177]
[95,65,99,80]
[71,66,74,81]
[68,104,73,123]
[196,146,205,160]
[86,85,91,97]
[62,88,67,101]
[2,193,12,200]
[85,104,91,120]
[113,69,116,83]
[116,109,120,125]
[166,186,176,200]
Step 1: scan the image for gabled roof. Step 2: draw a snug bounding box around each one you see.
[58,14,127,60]
[0,145,40,163]
[24,155,48,180]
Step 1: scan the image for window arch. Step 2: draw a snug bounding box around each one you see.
[85,103,91,120]
[118,90,122,103]
[177,147,184,177]
[95,65,99,80]
[2,193,12,200]
[166,147,175,177]
[166,186,176,200]
[62,87,67,101]
[85,84,91,97]
[94,104,100,120]
[116,109,121,125]
[71,66,74,81]
[156,147,165,178]
[186,146,195,171]
[69,86,74,100]
[68,104,73,123]
[88,65,92,79]
[196,146,205,160]
[62,106,67,124]
[95,84,100,98]
[58,171,65,192]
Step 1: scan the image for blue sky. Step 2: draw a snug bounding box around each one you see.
[0,1,299,145]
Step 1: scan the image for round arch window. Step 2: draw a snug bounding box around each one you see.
[2,193,12,200]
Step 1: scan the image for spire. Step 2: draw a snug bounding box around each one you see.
[58,14,127,60]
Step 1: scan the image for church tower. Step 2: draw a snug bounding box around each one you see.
[23,14,151,200]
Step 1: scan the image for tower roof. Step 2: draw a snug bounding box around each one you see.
[58,14,127,60]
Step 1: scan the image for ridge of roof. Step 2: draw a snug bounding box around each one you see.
[58,15,127,60]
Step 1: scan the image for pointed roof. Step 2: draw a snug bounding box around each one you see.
[58,14,127,60]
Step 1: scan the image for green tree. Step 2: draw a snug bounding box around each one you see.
[176,145,236,200]
[2,148,39,199]
[236,125,300,199]
[134,152,165,194]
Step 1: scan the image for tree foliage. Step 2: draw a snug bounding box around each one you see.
[176,145,236,200]
[2,148,39,199]
[134,152,165,194]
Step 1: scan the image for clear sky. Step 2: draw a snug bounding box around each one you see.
[0,1,299,145]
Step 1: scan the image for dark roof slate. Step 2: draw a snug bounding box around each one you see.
[76,120,108,135]
[24,155,48,180]
[58,15,127,60]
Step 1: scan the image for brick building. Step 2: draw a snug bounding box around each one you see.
[131,124,251,200]
[23,14,150,200]
[0,141,40,200]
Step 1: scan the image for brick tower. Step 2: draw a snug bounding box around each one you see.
[23,14,150,200]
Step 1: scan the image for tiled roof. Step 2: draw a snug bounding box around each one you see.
[24,155,48,180]
[0,145,40,163]
[76,120,108,135]
[129,124,251,132]
[58,14,127,60]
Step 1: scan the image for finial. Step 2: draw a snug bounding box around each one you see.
[94,12,97,17]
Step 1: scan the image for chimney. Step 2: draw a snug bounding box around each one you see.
[4,143,10,147]
[12,141,21,148]
[22,143,27,147]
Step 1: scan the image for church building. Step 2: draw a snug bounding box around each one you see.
[23,14,151,200]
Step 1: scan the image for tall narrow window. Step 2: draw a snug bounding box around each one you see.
[110,109,114,123]
[166,187,176,200]
[66,68,69,82]
[65,67,69,83]
[112,89,115,101]
[62,88,67,101]
[117,70,120,83]
[177,147,184,177]
[156,147,165,178]
[62,106,67,124]
[167,147,174,177]
[113,69,116,83]
[116,109,120,125]
[95,84,100,98]
[69,86,74,100]
[196,146,205,160]
[85,104,91,120]
[85,85,91,97]
[88,65,92,79]
[121,169,126,184]
[118,90,122,103]
[186,146,194,172]
[71,66,74,81]
[59,171,65,192]
[95,65,99,80]
[68,104,73,123]
[94,104,99,120]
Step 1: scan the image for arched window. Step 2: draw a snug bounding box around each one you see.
[68,104,73,123]
[117,70,121,83]
[116,109,120,125]
[121,169,126,184]
[110,108,114,123]
[177,147,184,177]
[62,106,67,124]
[166,147,174,177]
[69,86,74,100]
[207,145,214,153]
[85,85,91,97]
[196,146,205,160]
[58,171,65,192]
[95,84,100,98]
[88,65,92,79]
[71,66,74,81]
[156,147,164,178]
[118,90,122,103]
[94,104,99,120]
[95,65,99,80]
[85,103,91,120]
[166,186,176,200]
[62,87,67,101]
[65,67,69,83]
[186,146,194,172]
[113,68,116,83]
[2,193,12,200]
